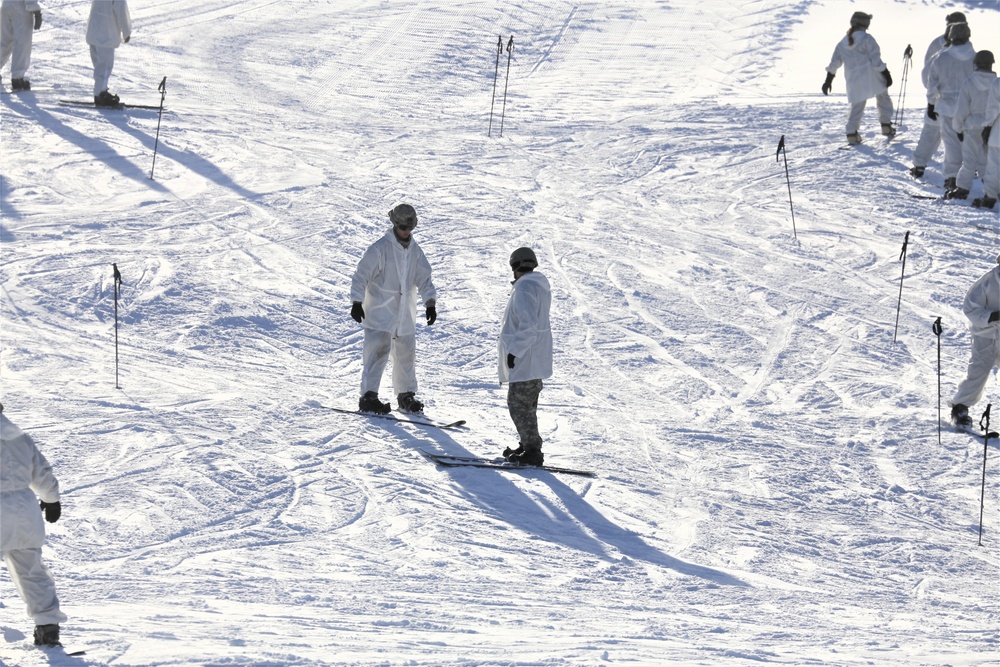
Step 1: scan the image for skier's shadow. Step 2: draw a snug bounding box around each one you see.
[410,430,746,588]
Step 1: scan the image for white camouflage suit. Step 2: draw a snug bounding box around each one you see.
[983,76,1000,201]
[0,412,67,627]
[953,260,1000,411]
[953,69,998,192]
[350,230,437,397]
[927,41,976,180]
[911,34,948,170]
[86,0,131,96]
[0,0,40,80]
[825,28,893,135]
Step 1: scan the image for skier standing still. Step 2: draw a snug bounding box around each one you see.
[0,404,67,647]
[0,0,42,90]
[951,256,1000,429]
[926,21,976,190]
[350,204,437,415]
[86,0,131,107]
[499,248,553,467]
[822,11,895,146]
[949,50,997,200]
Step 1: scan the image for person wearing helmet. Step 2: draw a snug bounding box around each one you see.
[976,73,1000,209]
[822,11,895,145]
[911,11,968,178]
[926,21,976,189]
[498,247,553,467]
[949,50,996,200]
[350,204,438,415]
[0,404,67,647]
[951,256,1000,429]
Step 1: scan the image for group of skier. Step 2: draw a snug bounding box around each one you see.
[350,204,553,468]
[0,0,131,106]
[822,11,998,209]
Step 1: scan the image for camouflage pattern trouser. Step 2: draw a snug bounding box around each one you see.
[507,379,543,451]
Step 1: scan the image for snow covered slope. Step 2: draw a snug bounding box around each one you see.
[2,0,999,665]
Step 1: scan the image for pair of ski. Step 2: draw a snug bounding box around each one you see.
[58,99,162,110]
[322,405,595,477]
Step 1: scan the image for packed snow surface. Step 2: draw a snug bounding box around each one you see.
[2,0,1000,665]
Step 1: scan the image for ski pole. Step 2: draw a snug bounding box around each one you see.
[893,45,913,128]
[978,404,993,546]
[499,36,513,137]
[776,135,797,239]
[150,76,167,180]
[933,317,942,445]
[488,35,502,137]
[893,231,909,343]
[113,263,123,389]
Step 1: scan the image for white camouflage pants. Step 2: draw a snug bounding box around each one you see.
[360,330,417,397]
[940,115,964,180]
[90,44,116,96]
[911,113,941,169]
[983,142,999,199]
[0,2,34,79]
[956,126,987,191]
[952,335,1000,409]
[845,92,893,135]
[2,548,67,626]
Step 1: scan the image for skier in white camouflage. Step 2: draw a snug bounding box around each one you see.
[926,21,976,191]
[0,404,67,647]
[951,256,1000,429]
[86,0,131,107]
[0,0,43,91]
[949,51,996,200]
[910,11,967,179]
[350,204,437,415]
[975,70,1000,210]
[822,11,894,146]
[498,247,552,467]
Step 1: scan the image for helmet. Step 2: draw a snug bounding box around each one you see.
[850,11,872,29]
[509,247,538,272]
[945,12,966,24]
[974,50,995,70]
[389,204,418,230]
[947,22,971,44]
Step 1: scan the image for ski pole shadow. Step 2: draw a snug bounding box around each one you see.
[410,430,747,588]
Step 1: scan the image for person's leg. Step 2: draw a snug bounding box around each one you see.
[2,548,66,626]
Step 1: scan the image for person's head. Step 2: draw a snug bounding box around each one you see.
[947,21,971,45]
[849,11,872,30]
[389,204,418,240]
[946,11,966,25]
[509,247,538,277]
[974,50,995,72]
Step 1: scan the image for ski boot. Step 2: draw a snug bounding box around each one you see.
[846,132,863,146]
[94,90,120,107]
[33,624,60,647]
[11,77,30,91]
[909,166,925,178]
[944,177,957,190]
[972,196,997,209]
[945,187,969,200]
[881,123,896,138]
[509,448,544,467]
[396,392,423,413]
[359,391,391,415]
[951,404,972,428]
[502,443,523,461]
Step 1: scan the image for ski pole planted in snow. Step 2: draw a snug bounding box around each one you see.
[150,76,167,180]
[776,135,797,238]
[488,35,502,137]
[933,317,943,445]
[499,36,514,137]
[113,263,123,389]
[978,404,993,546]
[893,231,910,343]
[893,45,913,128]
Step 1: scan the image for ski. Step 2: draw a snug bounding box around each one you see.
[41,645,86,657]
[421,449,595,477]
[320,405,466,430]
[58,99,163,110]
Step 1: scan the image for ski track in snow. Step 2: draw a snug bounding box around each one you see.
[2,0,1000,665]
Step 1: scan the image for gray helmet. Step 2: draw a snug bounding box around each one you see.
[389,204,418,230]
[850,11,872,29]
[509,247,538,272]
[974,50,995,70]
[948,22,971,44]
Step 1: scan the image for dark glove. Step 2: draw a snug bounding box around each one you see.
[33,11,41,30]
[507,353,515,369]
[39,500,60,523]
[881,69,892,87]
[822,72,835,96]
[990,311,1000,323]
[984,126,992,144]
[927,104,938,121]
[425,304,437,325]
[350,301,364,323]
[958,132,964,142]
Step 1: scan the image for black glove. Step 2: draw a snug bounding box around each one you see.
[33,11,41,30]
[927,104,938,121]
[984,126,992,144]
[822,72,835,96]
[350,302,364,323]
[990,311,1000,323]
[958,132,964,142]
[40,500,60,523]
[425,304,437,325]
[881,69,892,87]
[507,353,515,369]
